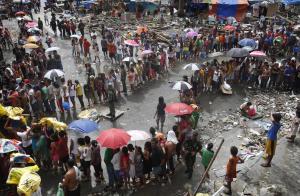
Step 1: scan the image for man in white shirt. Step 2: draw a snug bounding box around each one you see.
[82,136,92,181]
[17,126,32,155]
[111,148,121,185]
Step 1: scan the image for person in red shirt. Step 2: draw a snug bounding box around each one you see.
[120,146,130,188]
[57,131,69,172]
[107,41,117,64]
[83,38,91,58]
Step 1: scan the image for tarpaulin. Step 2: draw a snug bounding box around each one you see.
[282,0,300,5]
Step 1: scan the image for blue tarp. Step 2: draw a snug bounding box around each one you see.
[126,1,159,12]
[282,0,300,5]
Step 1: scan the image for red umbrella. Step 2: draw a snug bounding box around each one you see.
[25,22,38,28]
[223,25,236,32]
[165,102,194,116]
[15,11,26,16]
[96,128,131,149]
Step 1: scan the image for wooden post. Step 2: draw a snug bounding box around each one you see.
[184,138,225,196]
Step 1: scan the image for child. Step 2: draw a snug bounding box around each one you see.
[201,143,214,178]
[224,146,244,195]
[261,113,282,167]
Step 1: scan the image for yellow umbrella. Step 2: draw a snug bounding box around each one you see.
[6,165,39,185]
[27,36,40,43]
[17,172,41,196]
[5,106,24,120]
[39,117,67,132]
[23,43,39,49]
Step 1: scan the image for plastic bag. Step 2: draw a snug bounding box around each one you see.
[7,165,39,185]
[56,183,64,196]
[17,172,41,196]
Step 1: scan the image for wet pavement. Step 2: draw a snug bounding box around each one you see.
[3,10,300,196]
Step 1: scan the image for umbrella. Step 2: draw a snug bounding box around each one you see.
[294,24,300,31]
[0,139,21,153]
[183,28,194,32]
[27,27,41,33]
[183,63,199,71]
[23,43,39,49]
[127,130,151,141]
[165,102,194,116]
[25,22,38,28]
[124,40,139,46]
[45,47,60,53]
[223,25,236,32]
[122,57,131,62]
[17,16,31,21]
[10,153,35,164]
[27,36,40,43]
[250,50,267,57]
[15,11,26,16]
[242,46,255,52]
[141,50,153,55]
[38,117,67,132]
[44,69,65,79]
[172,81,192,91]
[208,52,224,58]
[68,119,99,133]
[227,48,249,58]
[238,38,257,48]
[96,128,131,149]
[70,34,81,39]
[17,172,41,196]
[186,31,198,38]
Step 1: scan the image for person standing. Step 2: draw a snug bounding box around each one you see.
[74,80,85,109]
[223,146,244,195]
[91,140,103,181]
[82,136,92,181]
[68,80,76,109]
[62,159,80,196]
[104,148,115,190]
[38,17,43,34]
[78,20,85,36]
[83,39,91,59]
[287,107,300,143]
[101,37,108,59]
[120,65,127,95]
[261,113,282,167]
[183,132,202,179]
[154,96,166,131]
[201,143,214,178]
[50,19,57,36]
[107,84,116,120]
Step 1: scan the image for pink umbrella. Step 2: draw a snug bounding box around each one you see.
[141,50,153,55]
[25,22,38,28]
[224,25,236,32]
[186,31,198,38]
[250,51,267,57]
[124,40,139,47]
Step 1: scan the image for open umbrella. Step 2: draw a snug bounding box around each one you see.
[172,81,192,91]
[250,50,267,57]
[70,34,81,39]
[141,50,153,55]
[224,25,236,32]
[27,27,41,33]
[38,117,67,132]
[186,31,198,38]
[25,22,38,28]
[238,38,257,48]
[124,40,139,46]
[23,43,39,49]
[183,63,199,71]
[96,128,131,149]
[15,11,26,16]
[208,51,224,58]
[165,102,194,116]
[183,28,194,32]
[17,16,31,21]
[227,48,249,58]
[27,36,41,43]
[122,57,131,62]
[45,47,60,53]
[68,119,99,133]
[10,153,35,164]
[44,69,64,80]
[127,130,151,141]
[242,46,255,52]
[0,139,21,153]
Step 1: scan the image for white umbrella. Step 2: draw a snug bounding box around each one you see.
[45,47,60,53]
[183,63,199,71]
[183,28,194,32]
[122,57,131,62]
[208,52,224,58]
[70,34,81,39]
[27,27,41,33]
[127,130,151,141]
[44,69,65,79]
[242,46,255,52]
[172,81,192,91]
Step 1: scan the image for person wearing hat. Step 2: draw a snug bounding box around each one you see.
[107,83,116,120]
[183,131,202,179]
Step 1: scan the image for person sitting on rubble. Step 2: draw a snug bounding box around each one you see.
[240,102,256,117]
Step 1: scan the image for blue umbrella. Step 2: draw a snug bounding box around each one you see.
[238,38,257,48]
[68,119,99,133]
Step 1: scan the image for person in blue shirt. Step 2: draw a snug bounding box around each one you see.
[261,113,282,167]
